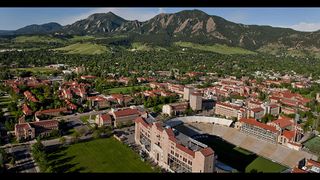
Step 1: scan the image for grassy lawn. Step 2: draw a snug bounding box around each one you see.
[304,136,320,157]
[46,138,155,172]
[54,42,108,55]
[174,41,256,55]
[80,115,96,123]
[106,85,148,94]
[14,35,65,43]
[130,42,167,51]
[245,157,287,173]
[68,35,95,42]
[0,96,12,107]
[11,67,58,73]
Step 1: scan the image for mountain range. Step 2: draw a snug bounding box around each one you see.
[1,9,320,56]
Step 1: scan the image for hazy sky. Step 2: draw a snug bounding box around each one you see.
[0,8,319,32]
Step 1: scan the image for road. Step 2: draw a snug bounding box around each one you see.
[4,144,39,173]
[55,109,110,122]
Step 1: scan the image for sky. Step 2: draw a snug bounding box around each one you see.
[0,8,320,32]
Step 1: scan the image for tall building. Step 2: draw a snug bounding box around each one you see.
[135,117,215,173]
[190,92,202,111]
[215,102,246,120]
[183,86,195,101]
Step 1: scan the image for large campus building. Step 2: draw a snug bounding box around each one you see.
[236,117,303,150]
[190,92,202,111]
[237,118,280,143]
[134,117,215,173]
[15,119,59,141]
[215,102,246,120]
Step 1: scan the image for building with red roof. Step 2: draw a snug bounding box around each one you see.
[249,107,265,120]
[23,91,38,103]
[95,113,112,127]
[238,118,280,143]
[22,104,32,116]
[135,117,215,173]
[268,116,294,131]
[111,108,140,127]
[65,100,78,110]
[215,102,245,120]
[162,102,189,116]
[15,119,59,141]
[80,75,97,80]
[35,107,70,121]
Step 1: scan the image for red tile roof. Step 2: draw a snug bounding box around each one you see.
[81,75,96,79]
[292,167,307,173]
[135,117,151,128]
[22,104,32,115]
[216,102,241,110]
[155,123,163,131]
[176,143,195,157]
[200,147,214,157]
[24,91,38,103]
[282,130,295,140]
[113,108,139,118]
[87,96,107,102]
[269,104,279,108]
[251,107,264,113]
[15,123,32,134]
[100,114,112,123]
[31,119,59,128]
[271,116,293,129]
[240,118,278,133]
[307,159,320,168]
[111,94,124,99]
[36,107,68,116]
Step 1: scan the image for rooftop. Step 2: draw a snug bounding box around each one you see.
[113,108,139,118]
[240,118,278,133]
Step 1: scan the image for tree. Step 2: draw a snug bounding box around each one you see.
[92,130,101,139]
[9,156,15,167]
[78,128,86,137]
[72,131,80,143]
[59,137,66,145]
[250,169,258,173]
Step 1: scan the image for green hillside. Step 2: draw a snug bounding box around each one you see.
[174,41,257,55]
[14,35,65,43]
[69,35,95,42]
[130,42,167,51]
[54,42,108,55]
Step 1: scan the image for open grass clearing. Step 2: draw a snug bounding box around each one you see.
[174,41,256,55]
[46,138,155,172]
[54,42,108,55]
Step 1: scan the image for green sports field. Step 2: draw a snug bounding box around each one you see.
[245,157,287,173]
[196,135,288,172]
[106,85,148,94]
[46,138,155,173]
[304,136,320,157]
